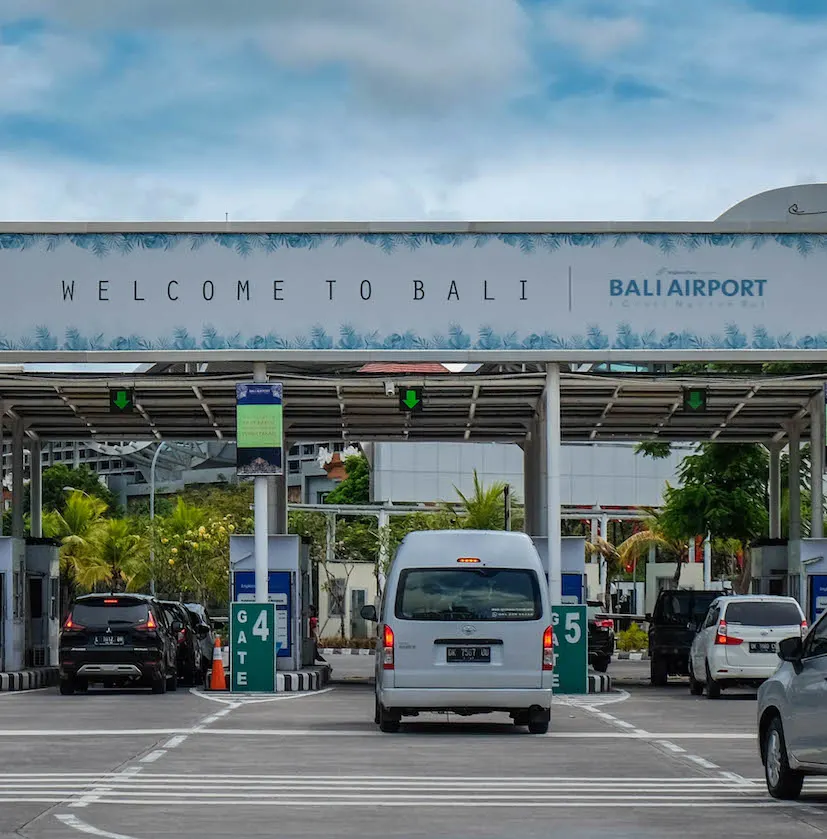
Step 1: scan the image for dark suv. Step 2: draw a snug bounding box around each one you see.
[160,600,208,687]
[648,589,721,686]
[59,593,180,695]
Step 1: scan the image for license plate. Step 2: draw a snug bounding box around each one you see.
[446,646,490,663]
[749,642,776,653]
[95,635,125,646]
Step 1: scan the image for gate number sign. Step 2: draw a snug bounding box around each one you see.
[230,602,276,693]
[551,605,588,695]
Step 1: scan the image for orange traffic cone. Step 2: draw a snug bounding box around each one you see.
[209,636,227,691]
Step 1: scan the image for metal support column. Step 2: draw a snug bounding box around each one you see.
[810,392,824,540]
[788,424,802,594]
[544,363,562,606]
[253,363,269,604]
[29,440,42,539]
[768,443,782,540]
[11,418,23,539]
[703,532,712,588]
[523,425,539,536]
[0,402,4,537]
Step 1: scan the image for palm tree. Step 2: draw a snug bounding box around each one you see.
[453,470,509,530]
[584,535,620,607]
[617,509,686,587]
[85,519,145,592]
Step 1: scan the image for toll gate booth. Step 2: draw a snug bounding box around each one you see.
[228,534,313,671]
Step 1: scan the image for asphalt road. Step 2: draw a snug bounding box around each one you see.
[1,659,825,839]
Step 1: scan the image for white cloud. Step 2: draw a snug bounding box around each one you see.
[543,11,644,60]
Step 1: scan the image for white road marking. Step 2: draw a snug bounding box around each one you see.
[199,715,221,725]
[139,750,166,764]
[69,767,142,809]
[0,688,52,699]
[162,735,187,749]
[214,709,232,717]
[56,814,139,838]
[719,771,756,786]
[189,687,334,705]
[655,741,686,754]
[613,720,635,729]
[686,755,719,770]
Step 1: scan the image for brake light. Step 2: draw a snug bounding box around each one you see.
[382,624,395,670]
[136,610,158,632]
[714,619,743,645]
[457,557,480,563]
[596,619,614,630]
[103,598,119,604]
[543,625,554,670]
[62,613,84,632]
[801,620,808,638]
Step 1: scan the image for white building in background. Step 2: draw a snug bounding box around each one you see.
[368,441,690,507]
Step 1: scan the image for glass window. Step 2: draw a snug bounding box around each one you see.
[72,599,149,626]
[328,579,346,616]
[333,442,344,452]
[702,605,720,629]
[395,567,542,621]
[724,601,802,627]
[805,613,827,658]
[655,592,719,626]
[288,460,300,474]
[302,444,315,456]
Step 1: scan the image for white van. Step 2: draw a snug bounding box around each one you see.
[362,530,554,734]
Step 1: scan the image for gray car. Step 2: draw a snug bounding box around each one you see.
[757,607,827,799]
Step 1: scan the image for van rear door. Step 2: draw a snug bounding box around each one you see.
[390,566,545,689]
[722,600,804,669]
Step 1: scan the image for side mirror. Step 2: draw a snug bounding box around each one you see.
[171,620,184,633]
[360,604,378,622]
[778,636,803,662]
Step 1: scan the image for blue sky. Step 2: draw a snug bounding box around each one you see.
[1,0,826,221]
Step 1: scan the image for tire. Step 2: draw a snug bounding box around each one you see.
[374,697,380,725]
[704,663,721,699]
[152,667,167,695]
[167,669,178,692]
[688,662,703,696]
[59,679,75,696]
[75,679,89,693]
[763,716,804,800]
[528,709,551,735]
[650,655,668,687]
[378,705,400,733]
[513,711,530,727]
[593,657,609,674]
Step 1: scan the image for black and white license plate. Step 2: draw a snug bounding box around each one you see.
[446,646,490,663]
[749,642,776,653]
[94,635,125,646]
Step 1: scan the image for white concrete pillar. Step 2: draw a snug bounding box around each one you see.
[11,418,24,539]
[0,404,4,537]
[545,363,562,606]
[253,363,269,603]
[703,532,712,588]
[768,443,782,539]
[523,428,539,536]
[29,440,42,539]
[810,392,824,540]
[788,424,802,583]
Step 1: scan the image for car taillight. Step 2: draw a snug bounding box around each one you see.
[62,613,84,632]
[543,625,554,670]
[801,620,808,638]
[177,629,186,644]
[714,619,743,645]
[596,619,614,630]
[136,610,157,632]
[382,624,395,670]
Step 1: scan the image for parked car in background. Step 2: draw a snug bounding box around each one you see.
[59,593,179,695]
[648,589,721,686]
[183,602,216,683]
[586,601,614,673]
[160,600,206,687]
[689,595,806,698]
[757,608,827,799]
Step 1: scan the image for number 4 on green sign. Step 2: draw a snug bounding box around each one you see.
[253,610,270,641]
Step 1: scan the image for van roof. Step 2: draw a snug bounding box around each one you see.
[394,530,542,569]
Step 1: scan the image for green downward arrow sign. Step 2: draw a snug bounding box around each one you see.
[687,391,703,410]
[403,389,420,409]
[114,390,130,410]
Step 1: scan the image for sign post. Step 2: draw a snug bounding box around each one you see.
[551,604,588,694]
[230,602,276,693]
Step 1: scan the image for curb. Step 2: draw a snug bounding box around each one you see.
[0,667,59,692]
[615,652,649,661]
[319,648,375,657]
[588,673,612,693]
[210,665,331,693]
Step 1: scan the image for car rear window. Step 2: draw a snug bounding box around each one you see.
[395,567,542,621]
[72,600,149,626]
[656,592,719,625]
[724,601,802,626]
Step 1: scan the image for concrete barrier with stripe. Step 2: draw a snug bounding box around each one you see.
[0,667,60,692]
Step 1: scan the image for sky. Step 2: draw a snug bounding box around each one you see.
[1,0,826,222]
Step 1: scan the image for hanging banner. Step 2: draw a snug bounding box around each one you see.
[236,382,283,476]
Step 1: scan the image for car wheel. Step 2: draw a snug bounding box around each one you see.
[59,679,75,696]
[704,663,721,699]
[374,697,381,725]
[513,711,530,727]
[650,655,668,686]
[593,657,609,673]
[378,705,401,733]
[528,709,550,735]
[688,662,703,696]
[152,667,167,695]
[764,716,804,800]
[167,669,178,692]
[75,679,89,693]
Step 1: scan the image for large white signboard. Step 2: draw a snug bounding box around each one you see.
[0,231,824,353]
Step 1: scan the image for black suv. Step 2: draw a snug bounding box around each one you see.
[160,600,207,687]
[648,589,721,686]
[59,593,180,695]
[587,601,615,673]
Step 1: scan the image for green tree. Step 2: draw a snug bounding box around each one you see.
[324,455,370,505]
[454,470,509,530]
[84,518,145,592]
[35,464,116,514]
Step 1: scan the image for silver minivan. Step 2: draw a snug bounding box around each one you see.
[362,530,554,734]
